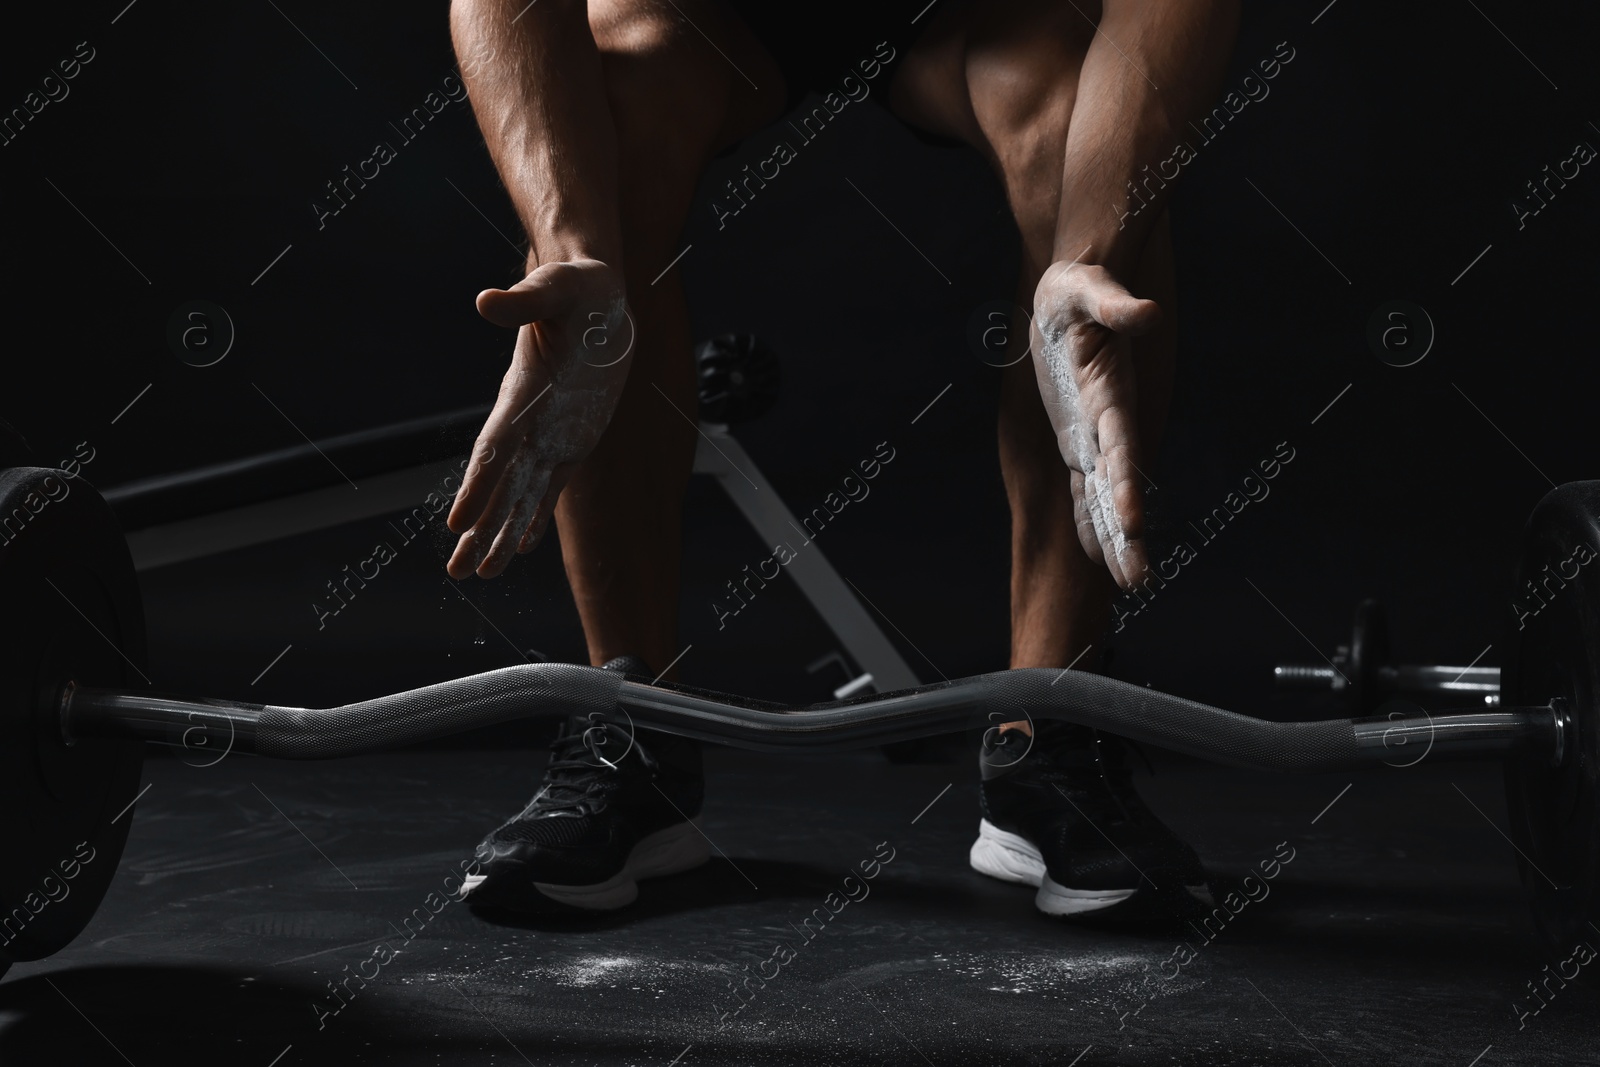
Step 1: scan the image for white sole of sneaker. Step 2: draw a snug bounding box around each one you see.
[1035,877,1140,916]
[969,819,1210,916]
[968,818,1049,886]
[462,819,711,911]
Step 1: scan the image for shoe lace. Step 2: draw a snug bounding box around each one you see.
[522,717,655,817]
[1038,729,1149,826]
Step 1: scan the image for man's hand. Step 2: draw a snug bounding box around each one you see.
[446,258,632,579]
[1029,261,1162,590]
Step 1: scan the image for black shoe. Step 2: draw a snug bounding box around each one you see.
[970,720,1211,916]
[462,656,709,912]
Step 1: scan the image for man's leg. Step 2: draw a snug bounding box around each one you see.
[889,0,1203,917]
[453,0,784,911]
[890,0,1180,679]
[450,0,783,678]
[553,2,784,679]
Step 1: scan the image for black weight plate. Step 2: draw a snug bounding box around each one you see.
[1504,480,1600,964]
[0,466,146,967]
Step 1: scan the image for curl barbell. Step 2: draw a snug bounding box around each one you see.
[1,464,1595,975]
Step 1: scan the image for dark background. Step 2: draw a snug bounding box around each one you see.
[3,0,1598,721]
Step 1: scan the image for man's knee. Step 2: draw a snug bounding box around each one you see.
[965,2,1090,120]
[590,2,731,161]
[962,19,1091,241]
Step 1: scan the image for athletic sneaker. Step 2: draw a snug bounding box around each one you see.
[970,719,1211,916]
[462,656,709,912]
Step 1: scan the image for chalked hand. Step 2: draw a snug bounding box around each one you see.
[447,258,633,579]
[1029,261,1162,590]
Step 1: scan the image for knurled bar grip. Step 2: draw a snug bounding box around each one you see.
[255,664,621,759]
[247,663,1367,771]
[988,670,1363,772]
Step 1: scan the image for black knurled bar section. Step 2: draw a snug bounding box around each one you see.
[253,663,1363,770]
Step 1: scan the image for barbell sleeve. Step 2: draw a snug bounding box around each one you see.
[1273,662,1502,695]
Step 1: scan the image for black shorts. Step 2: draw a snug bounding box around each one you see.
[726,0,956,115]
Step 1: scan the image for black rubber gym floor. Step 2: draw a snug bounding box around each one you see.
[4,746,1595,1066]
